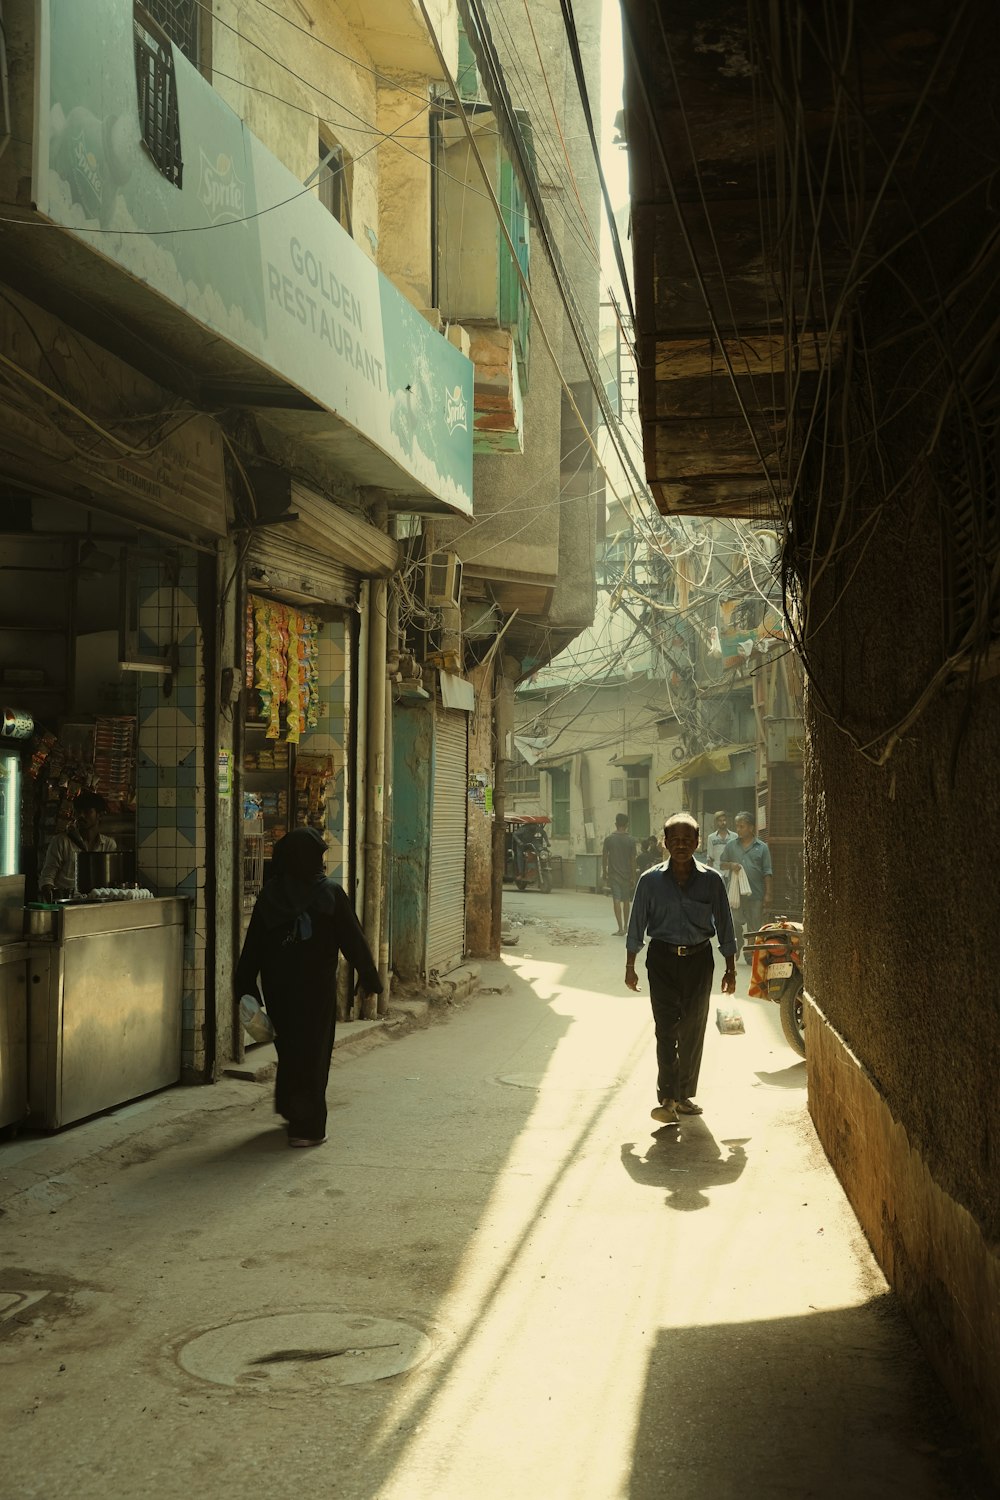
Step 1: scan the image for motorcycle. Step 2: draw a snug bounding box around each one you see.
[745,918,806,1056]
[504,815,553,893]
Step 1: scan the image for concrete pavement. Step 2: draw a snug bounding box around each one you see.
[0,888,989,1498]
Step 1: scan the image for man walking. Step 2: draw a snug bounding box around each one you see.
[625,812,736,1125]
[704,809,733,870]
[603,813,637,936]
[722,810,773,964]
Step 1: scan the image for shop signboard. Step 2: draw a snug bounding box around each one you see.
[32,0,474,516]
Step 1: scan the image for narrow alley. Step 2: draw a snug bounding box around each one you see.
[0,891,983,1499]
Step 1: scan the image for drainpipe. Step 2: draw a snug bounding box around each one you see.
[491,664,515,957]
[379,517,399,1014]
[0,5,11,164]
[362,504,389,1019]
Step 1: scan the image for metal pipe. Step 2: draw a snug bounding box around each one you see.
[490,667,514,957]
[362,575,388,1020]
[379,523,400,1013]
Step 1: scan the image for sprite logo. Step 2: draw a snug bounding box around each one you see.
[70,127,103,208]
[198,150,246,224]
[445,384,468,434]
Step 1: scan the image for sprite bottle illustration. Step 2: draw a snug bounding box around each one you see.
[50,104,134,229]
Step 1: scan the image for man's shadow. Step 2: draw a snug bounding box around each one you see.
[621,1120,749,1210]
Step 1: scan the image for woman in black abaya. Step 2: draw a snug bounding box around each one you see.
[235,827,381,1146]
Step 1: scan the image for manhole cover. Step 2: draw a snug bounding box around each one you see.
[497,1072,621,1091]
[175,1311,432,1390]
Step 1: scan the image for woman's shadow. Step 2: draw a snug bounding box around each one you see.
[621,1120,749,1210]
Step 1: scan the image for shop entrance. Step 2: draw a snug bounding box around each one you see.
[239,593,352,929]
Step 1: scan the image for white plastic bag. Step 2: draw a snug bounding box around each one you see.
[727,867,752,910]
[240,993,276,1044]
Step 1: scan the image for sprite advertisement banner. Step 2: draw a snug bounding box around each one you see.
[33,0,474,515]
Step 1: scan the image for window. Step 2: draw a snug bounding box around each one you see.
[137,0,200,64]
[508,754,539,797]
[317,132,353,236]
[134,4,184,188]
[549,767,570,838]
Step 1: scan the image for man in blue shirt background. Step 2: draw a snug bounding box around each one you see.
[721,810,773,966]
[625,812,737,1126]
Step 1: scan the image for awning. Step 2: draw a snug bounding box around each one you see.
[656,743,754,788]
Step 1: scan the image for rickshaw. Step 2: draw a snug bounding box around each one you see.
[503,815,553,892]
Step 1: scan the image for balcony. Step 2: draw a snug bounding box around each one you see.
[433,105,529,454]
[8,0,473,515]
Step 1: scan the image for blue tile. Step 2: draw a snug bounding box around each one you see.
[137,766,158,787]
[176,807,197,838]
[177,871,198,897]
[178,749,197,770]
[175,686,197,710]
[137,809,157,834]
[177,765,196,787]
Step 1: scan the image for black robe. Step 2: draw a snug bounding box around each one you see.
[236,880,381,1140]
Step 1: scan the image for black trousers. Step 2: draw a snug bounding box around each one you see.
[645,941,714,1103]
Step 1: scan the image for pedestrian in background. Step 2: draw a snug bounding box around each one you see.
[722,811,773,965]
[236,826,381,1147]
[603,812,638,936]
[704,809,733,870]
[625,812,736,1125]
[637,834,663,873]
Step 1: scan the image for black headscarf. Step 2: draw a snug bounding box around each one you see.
[257,827,338,935]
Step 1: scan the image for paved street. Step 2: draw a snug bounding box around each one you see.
[0,889,985,1499]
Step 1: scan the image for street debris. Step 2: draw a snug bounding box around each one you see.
[716,1006,745,1034]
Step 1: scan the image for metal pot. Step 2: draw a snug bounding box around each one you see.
[25,904,57,936]
[75,850,136,895]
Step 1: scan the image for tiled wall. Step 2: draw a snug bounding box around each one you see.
[134,554,208,1073]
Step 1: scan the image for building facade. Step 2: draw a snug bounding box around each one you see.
[0,0,477,1077]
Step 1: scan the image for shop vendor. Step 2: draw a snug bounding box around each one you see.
[38,791,117,901]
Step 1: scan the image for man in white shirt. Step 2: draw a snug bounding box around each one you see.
[704,809,733,870]
[38,791,117,900]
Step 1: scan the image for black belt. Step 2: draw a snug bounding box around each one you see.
[651,938,711,957]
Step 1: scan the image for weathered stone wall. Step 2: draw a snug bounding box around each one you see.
[798,17,1000,1458]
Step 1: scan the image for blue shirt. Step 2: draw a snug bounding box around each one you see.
[722,835,772,901]
[626,858,737,958]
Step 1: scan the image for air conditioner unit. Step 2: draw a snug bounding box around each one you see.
[424,549,463,608]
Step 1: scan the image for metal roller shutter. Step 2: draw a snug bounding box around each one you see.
[247,534,359,608]
[425,709,468,976]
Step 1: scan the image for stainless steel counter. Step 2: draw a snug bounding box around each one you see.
[0,939,27,1129]
[28,896,187,1130]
